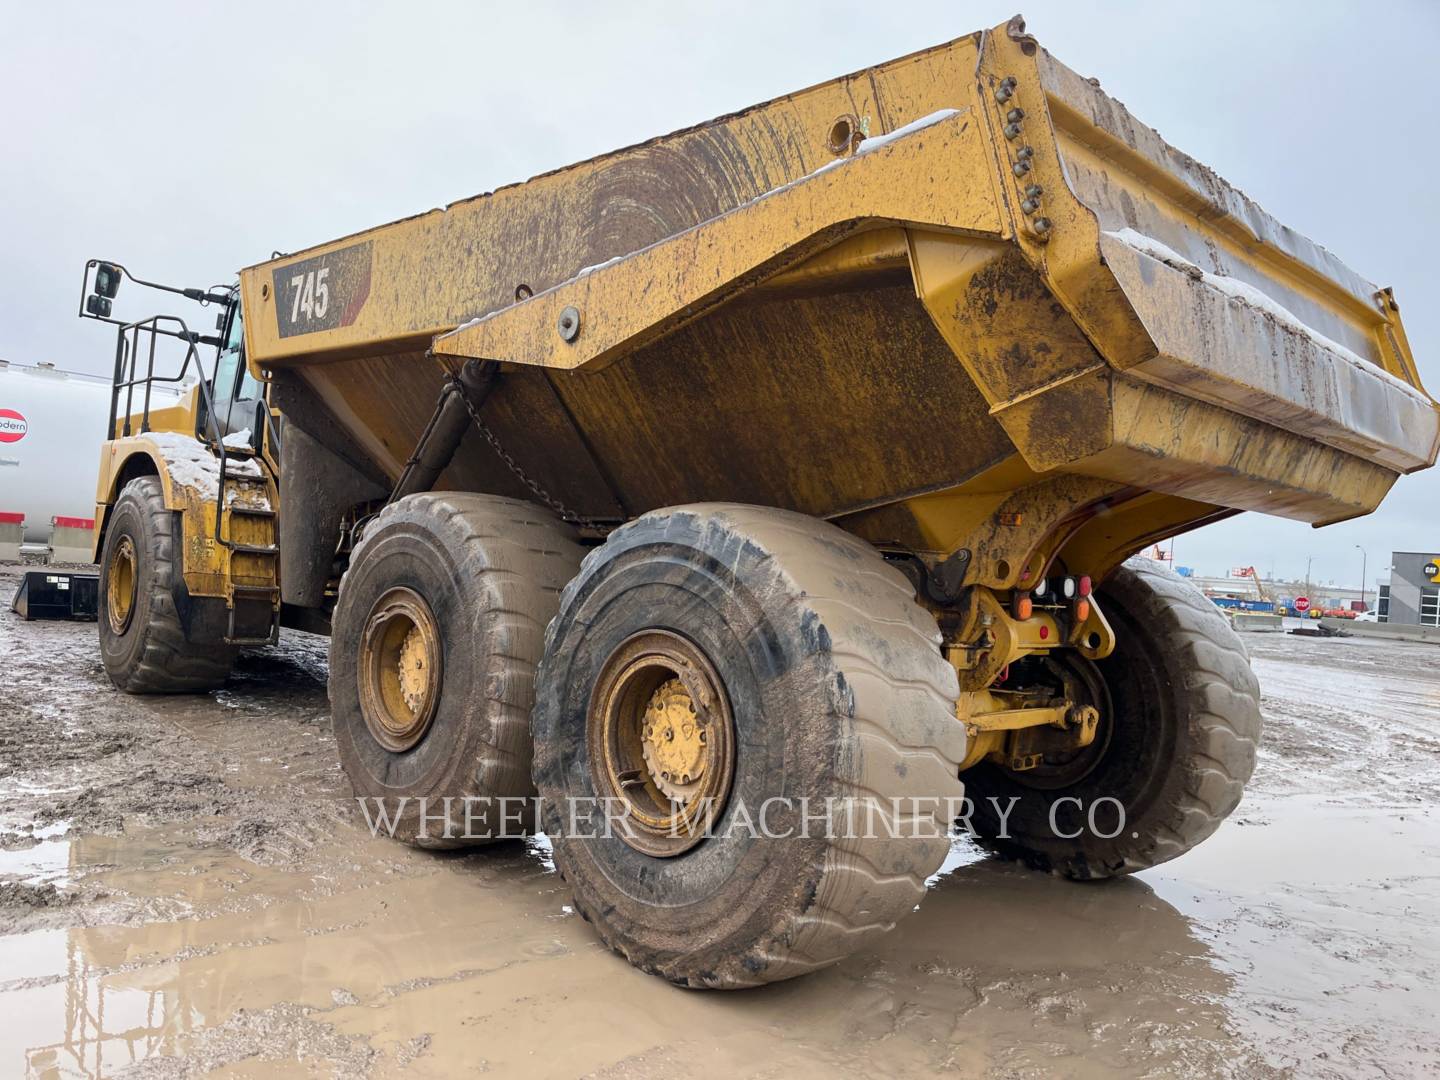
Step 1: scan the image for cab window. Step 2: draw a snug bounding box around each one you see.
[215,305,259,403]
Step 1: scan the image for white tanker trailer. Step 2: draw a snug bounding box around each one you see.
[0,359,183,554]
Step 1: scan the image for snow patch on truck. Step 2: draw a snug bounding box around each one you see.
[145,431,269,509]
[1104,228,1430,407]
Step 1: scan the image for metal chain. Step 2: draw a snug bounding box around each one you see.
[447,375,594,525]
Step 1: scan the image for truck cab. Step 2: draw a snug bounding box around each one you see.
[80,261,282,690]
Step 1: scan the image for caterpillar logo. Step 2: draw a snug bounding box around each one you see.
[1425,559,1440,582]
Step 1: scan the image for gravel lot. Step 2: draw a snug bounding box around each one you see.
[2,563,1438,1078]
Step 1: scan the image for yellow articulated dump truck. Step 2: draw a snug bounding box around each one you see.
[81,17,1436,987]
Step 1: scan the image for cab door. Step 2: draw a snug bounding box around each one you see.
[204,298,264,449]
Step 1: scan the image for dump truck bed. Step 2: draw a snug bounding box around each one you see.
[237,17,1436,593]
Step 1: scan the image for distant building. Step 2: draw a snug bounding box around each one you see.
[1378,553,1440,627]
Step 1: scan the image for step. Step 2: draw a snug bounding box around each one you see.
[228,543,279,556]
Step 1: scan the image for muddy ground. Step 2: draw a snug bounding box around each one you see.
[1,563,1438,1079]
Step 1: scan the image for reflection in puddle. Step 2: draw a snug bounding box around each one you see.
[2,926,202,1078]
[0,822,1263,1079]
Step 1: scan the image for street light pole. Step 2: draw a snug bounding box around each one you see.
[1355,544,1368,610]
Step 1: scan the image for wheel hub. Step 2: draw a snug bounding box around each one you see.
[589,631,735,857]
[397,624,430,714]
[640,678,708,801]
[359,588,443,753]
[106,535,137,636]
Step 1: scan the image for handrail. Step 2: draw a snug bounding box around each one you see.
[105,313,259,552]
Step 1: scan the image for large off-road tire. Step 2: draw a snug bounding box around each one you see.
[329,492,582,848]
[98,476,236,692]
[532,503,966,988]
[966,556,1261,879]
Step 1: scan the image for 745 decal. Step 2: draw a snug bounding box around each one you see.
[271,241,372,338]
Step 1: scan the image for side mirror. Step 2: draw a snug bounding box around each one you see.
[85,294,112,317]
[94,263,121,299]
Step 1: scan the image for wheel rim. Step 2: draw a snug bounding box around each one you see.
[106,535,138,636]
[359,587,443,752]
[1007,652,1115,790]
[588,630,735,857]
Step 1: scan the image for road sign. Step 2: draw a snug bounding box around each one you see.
[1293,596,1310,613]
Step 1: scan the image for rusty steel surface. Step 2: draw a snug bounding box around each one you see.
[233,17,1436,591]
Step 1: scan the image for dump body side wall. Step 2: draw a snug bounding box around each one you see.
[238,35,989,369]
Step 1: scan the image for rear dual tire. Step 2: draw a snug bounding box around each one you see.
[329,492,582,847]
[963,556,1261,878]
[532,504,966,988]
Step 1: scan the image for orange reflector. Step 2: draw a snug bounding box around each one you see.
[1075,598,1091,622]
[1013,594,1033,620]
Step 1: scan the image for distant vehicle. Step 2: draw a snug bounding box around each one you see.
[1355,610,1380,622]
[0,359,183,543]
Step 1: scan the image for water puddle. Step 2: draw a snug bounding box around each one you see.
[1146,797,1440,1075]
[0,819,1271,1079]
[0,839,73,886]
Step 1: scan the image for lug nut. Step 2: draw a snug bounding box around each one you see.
[995,76,1017,104]
[1016,145,1034,161]
[1021,197,1042,215]
[1024,184,1044,199]
[1032,216,1053,236]
[1004,122,1022,140]
[1012,160,1032,177]
[1006,108,1025,123]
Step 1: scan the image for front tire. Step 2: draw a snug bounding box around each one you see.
[965,556,1261,878]
[98,476,236,692]
[329,492,582,847]
[533,504,966,988]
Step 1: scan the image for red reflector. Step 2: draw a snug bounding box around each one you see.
[1078,575,1092,597]
[52,516,95,529]
[0,511,24,524]
[1038,624,1050,640]
[1013,594,1033,620]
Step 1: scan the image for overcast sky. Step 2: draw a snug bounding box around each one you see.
[2,1,1436,588]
